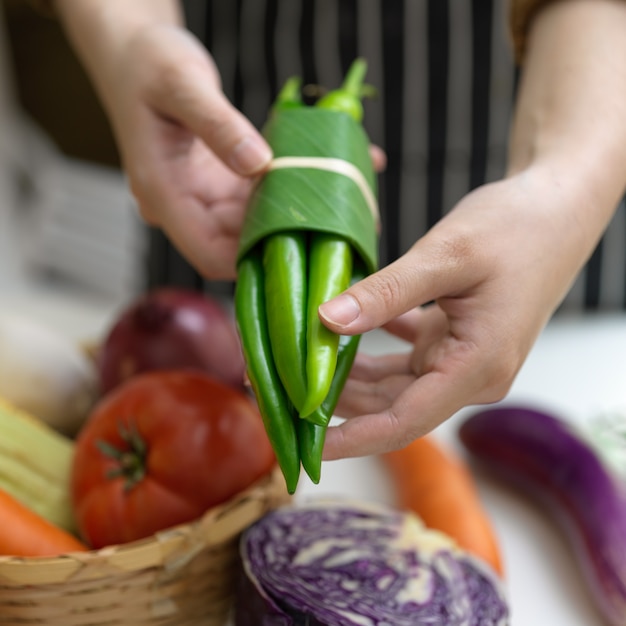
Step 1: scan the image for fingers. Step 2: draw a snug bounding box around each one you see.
[320,177,588,460]
[334,373,414,418]
[323,345,483,459]
[346,305,448,383]
[325,310,525,459]
[369,144,387,173]
[164,83,272,176]
[125,116,251,280]
[152,195,242,281]
[140,28,272,176]
[382,304,449,344]
[334,306,449,418]
[318,230,486,336]
[348,352,412,382]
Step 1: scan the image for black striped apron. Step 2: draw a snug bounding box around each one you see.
[147,0,626,312]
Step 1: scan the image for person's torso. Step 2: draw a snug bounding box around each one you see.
[157,0,626,311]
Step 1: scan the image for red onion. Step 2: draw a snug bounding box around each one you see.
[97,288,246,394]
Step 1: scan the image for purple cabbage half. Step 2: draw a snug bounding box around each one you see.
[234,499,509,625]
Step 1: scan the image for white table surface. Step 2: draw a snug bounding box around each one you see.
[4,276,624,625]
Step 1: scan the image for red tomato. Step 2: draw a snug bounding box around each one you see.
[71,370,276,548]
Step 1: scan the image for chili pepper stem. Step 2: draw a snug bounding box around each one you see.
[340,58,368,97]
[273,76,303,111]
[341,58,377,100]
[315,58,371,122]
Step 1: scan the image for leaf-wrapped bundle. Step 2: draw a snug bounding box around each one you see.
[234,60,380,493]
[237,106,379,274]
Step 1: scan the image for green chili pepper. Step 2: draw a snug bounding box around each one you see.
[262,231,308,413]
[272,76,303,112]
[299,331,362,483]
[297,59,370,419]
[316,57,369,123]
[300,233,353,418]
[262,77,309,415]
[235,251,301,495]
[299,266,365,482]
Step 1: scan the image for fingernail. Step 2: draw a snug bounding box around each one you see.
[319,294,360,328]
[230,136,272,175]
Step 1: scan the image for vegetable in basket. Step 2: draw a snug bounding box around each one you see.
[0,398,77,534]
[97,287,246,395]
[459,405,626,626]
[71,370,276,548]
[235,58,379,492]
[0,313,98,436]
[234,499,509,625]
[0,487,87,557]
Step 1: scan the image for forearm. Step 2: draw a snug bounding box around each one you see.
[53,0,184,111]
[508,0,626,236]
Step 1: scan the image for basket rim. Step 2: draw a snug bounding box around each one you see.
[0,466,288,586]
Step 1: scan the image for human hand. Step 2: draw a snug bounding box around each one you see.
[319,169,600,459]
[56,1,389,279]
[97,24,274,279]
[319,0,626,460]
[71,20,387,280]
[56,1,271,278]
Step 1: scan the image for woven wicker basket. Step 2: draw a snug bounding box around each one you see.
[0,467,289,625]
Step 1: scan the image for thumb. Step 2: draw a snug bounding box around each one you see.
[318,261,422,335]
[149,33,272,175]
[318,240,473,335]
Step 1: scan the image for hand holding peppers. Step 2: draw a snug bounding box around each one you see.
[235,59,379,493]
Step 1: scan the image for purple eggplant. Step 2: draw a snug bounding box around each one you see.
[459,405,626,626]
[234,499,509,625]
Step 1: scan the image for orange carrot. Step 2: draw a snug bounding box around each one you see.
[0,488,88,557]
[381,435,504,576]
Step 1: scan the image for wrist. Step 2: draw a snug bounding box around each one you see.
[504,159,618,300]
[54,0,183,107]
[507,0,626,213]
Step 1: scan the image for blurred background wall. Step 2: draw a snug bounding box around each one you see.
[3,0,119,167]
[0,0,145,302]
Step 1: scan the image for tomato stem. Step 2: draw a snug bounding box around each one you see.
[96,420,147,491]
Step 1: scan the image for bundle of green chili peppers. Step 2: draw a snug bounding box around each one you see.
[235,59,378,494]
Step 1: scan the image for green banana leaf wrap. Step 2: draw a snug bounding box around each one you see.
[237,107,379,274]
